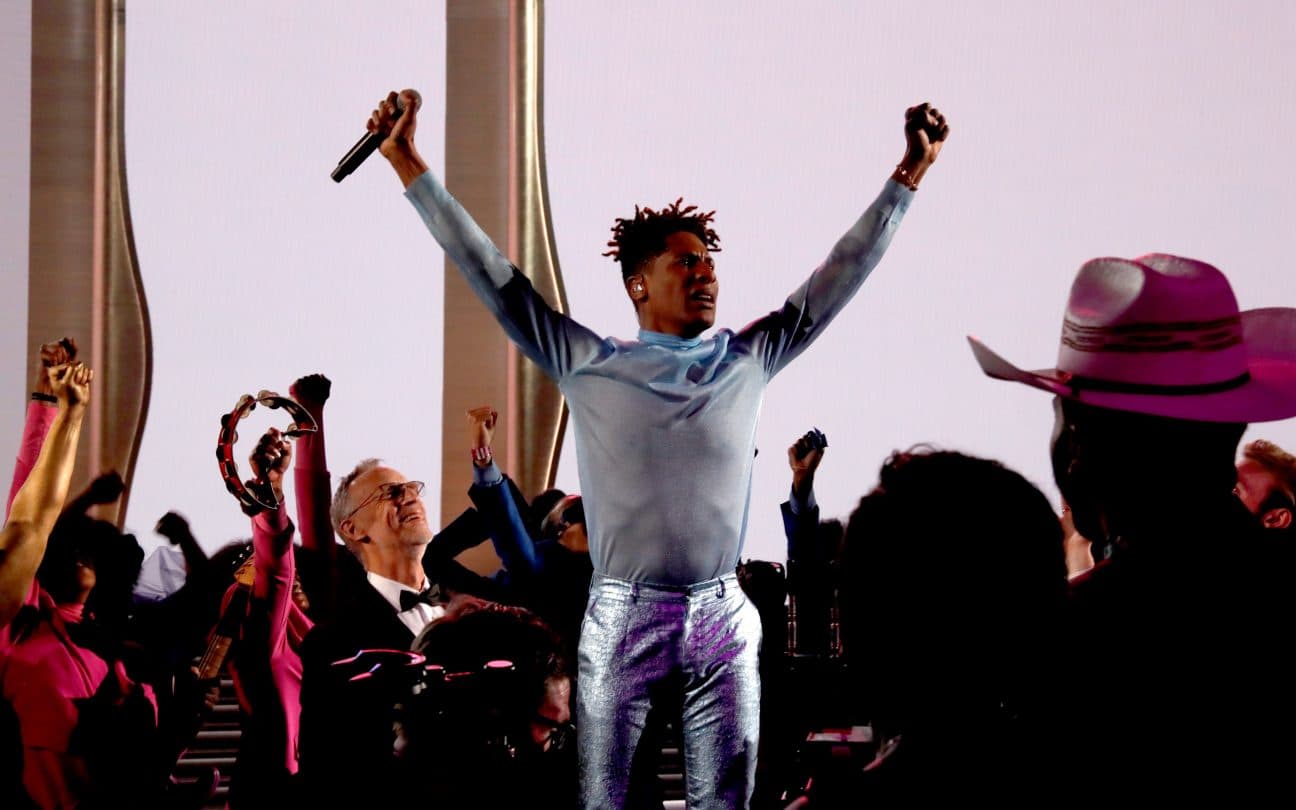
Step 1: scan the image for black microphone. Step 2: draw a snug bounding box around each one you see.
[331,91,422,183]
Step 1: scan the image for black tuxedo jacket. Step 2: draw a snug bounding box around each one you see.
[296,516,504,804]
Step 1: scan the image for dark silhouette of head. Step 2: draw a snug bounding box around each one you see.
[843,449,1066,741]
[38,514,142,612]
[1050,398,1246,556]
[527,488,567,542]
[403,606,576,803]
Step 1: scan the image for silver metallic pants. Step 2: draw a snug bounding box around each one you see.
[578,572,762,809]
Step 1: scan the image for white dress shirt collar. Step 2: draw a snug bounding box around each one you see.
[367,570,445,635]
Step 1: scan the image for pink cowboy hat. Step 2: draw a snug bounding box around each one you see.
[968,254,1296,423]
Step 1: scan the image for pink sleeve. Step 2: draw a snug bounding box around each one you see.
[1,402,59,625]
[293,410,333,554]
[293,467,334,554]
[287,602,313,643]
[249,507,312,775]
[111,659,159,723]
[252,508,296,657]
[293,407,336,620]
[6,401,58,519]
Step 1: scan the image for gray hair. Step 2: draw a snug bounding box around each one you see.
[330,458,385,553]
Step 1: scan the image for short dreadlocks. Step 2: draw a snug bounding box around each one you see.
[603,198,721,279]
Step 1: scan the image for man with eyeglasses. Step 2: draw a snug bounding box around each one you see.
[334,467,443,632]
[297,458,502,805]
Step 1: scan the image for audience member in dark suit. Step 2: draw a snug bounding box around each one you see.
[297,457,501,804]
[782,428,842,658]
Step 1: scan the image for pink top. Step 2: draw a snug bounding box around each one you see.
[253,507,310,774]
[1,401,156,808]
[275,397,329,769]
[292,402,332,557]
[224,401,328,775]
[6,401,57,516]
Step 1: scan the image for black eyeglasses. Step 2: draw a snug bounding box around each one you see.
[540,500,585,542]
[534,717,575,753]
[345,480,425,521]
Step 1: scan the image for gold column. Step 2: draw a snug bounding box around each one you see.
[509,1,569,501]
[28,0,151,525]
[443,0,567,572]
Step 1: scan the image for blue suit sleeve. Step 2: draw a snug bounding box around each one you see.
[782,495,823,566]
[469,473,541,577]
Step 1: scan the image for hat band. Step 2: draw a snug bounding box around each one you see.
[1067,371,1251,397]
[1062,316,1242,354]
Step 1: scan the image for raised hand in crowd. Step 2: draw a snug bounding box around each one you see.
[287,372,336,621]
[49,359,94,410]
[84,470,125,505]
[32,336,77,399]
[156,510,209,578]
[61,470,126,521]
[468,405,498,469]
[464,403,548,571]
[290,372,331,412]
[155,510,193,544]
[31,336,76,396]
[0,358,93,628]
[249,427,292,505]
[788,428,827,503]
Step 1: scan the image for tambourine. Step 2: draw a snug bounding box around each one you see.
[216,390,318,516]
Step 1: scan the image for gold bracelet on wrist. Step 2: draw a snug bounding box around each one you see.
[892,164,919,191]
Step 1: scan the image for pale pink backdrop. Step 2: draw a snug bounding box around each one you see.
[43,0,1288,558]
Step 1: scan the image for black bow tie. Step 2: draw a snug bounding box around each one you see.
[399,585,445,612]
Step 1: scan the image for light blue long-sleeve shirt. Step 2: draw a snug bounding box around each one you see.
[407,172,912,585]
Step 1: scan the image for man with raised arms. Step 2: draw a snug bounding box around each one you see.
[364,88,947,808]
